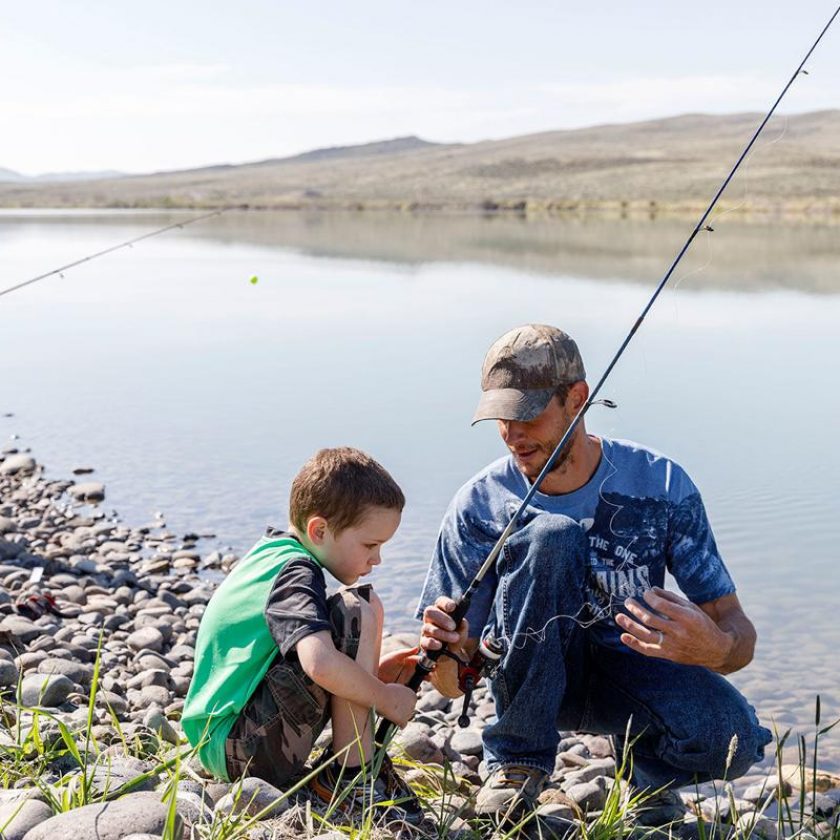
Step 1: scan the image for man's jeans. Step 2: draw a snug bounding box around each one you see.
[482,513,773,789]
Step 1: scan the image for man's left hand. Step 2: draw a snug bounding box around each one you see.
[616,586,734,669]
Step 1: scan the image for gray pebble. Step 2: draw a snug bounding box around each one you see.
[0,454,36,476]
[21,791,180,840]
[416,689,450,713]
[0,659,19,687]
[734,812,780,839]
[449,728,484,757]
[566,777,607,810]
[0,798,53,840]
[68,482,105,503]
[144,709,180,745]
[393,722,445,764]
[1,616,42,644]
[139,685,171,707]
[18,673,73,707]
[37,658,94,685]
[214,776,291,819]
[127,626,164,653]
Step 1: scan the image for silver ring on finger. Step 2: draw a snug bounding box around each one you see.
[656,630,665,646]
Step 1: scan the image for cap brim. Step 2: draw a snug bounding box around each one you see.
[471,387,555,425]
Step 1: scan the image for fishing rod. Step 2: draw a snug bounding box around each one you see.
[0,207,234,300]
[375,4,840,745]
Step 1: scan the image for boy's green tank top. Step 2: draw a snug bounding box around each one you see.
[181,534,321,780]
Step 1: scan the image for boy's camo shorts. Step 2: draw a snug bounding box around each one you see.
[224,584,372,786]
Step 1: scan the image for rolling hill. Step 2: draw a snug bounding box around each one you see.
[1,112,838,216]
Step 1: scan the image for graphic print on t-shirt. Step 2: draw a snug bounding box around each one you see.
[581,490,666,619]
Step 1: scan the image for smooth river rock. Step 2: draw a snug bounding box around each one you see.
[0,455,36,476]
[68,482,105,502]
[18,673,73,707]
[0,799,53,840]
[21,792,182,840]
[127,626,165,653]
[213,776,291,819]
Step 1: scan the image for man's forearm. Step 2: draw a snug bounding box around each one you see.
[713,613,756,674]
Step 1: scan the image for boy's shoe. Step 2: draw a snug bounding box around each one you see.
[308,760,391,819]
[475,765,548,820]
[308,755,424,824]
[633,788,686,827]
[375,752,425,825]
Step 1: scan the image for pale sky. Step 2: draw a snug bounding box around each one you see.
[2,1,838,175]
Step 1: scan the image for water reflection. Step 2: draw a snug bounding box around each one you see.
[3,208,840,293]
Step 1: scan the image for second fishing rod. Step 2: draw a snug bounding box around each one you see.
[374,4,840,748]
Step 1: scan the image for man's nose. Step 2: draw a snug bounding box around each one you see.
[499,419,524,442]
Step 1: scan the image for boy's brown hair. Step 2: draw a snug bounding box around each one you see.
[289,447,405,535]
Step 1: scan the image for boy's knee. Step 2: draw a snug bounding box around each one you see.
[357,588,384,636]
[329,585,382,656]
[367,589,384,627]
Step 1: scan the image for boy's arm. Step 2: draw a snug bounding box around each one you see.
[296,631,416,727]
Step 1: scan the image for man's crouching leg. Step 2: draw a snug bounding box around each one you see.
[477,513,589,820]
[223,585,377,788]
[591,648,772,823]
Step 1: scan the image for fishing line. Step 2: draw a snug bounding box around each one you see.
[713,113,791,226]
[673,112,789,296]
[671,226,714,294]
[0,207,233,300]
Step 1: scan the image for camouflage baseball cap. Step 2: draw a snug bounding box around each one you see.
[472,325,586,425]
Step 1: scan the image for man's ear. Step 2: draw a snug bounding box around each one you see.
[568,380,590,413]
[306,516,328,545]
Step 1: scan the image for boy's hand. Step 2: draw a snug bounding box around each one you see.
[376,682,418,728]
[378,646,421,685]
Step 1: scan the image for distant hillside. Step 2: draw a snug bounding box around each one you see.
[263,135,444,166]
[0,167,124,184]
[1,113,839,217]
[0,167,26,183]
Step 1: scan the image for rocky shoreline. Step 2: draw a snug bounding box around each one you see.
[0,445,838,839]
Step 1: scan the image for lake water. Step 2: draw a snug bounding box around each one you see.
[1,210,838,772]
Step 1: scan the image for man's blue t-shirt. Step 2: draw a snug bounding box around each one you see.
[416,438,735,649]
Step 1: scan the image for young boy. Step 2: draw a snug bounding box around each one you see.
[182,447,422,818]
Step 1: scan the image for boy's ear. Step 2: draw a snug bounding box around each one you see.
[306,516,328,545]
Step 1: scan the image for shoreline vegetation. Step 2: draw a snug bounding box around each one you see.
[0,443,839,838]
[1,112,840,221]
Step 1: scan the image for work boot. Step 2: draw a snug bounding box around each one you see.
[475,764,548,820]
[633,787,686,827]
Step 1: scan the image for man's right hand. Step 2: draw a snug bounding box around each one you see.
[376,682,418,728]
[420,597,475,698]
[420,596,470,652]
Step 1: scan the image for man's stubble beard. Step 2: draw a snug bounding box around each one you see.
[520,415,576,481]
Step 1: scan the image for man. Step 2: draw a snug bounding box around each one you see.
[416,324,771,823]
